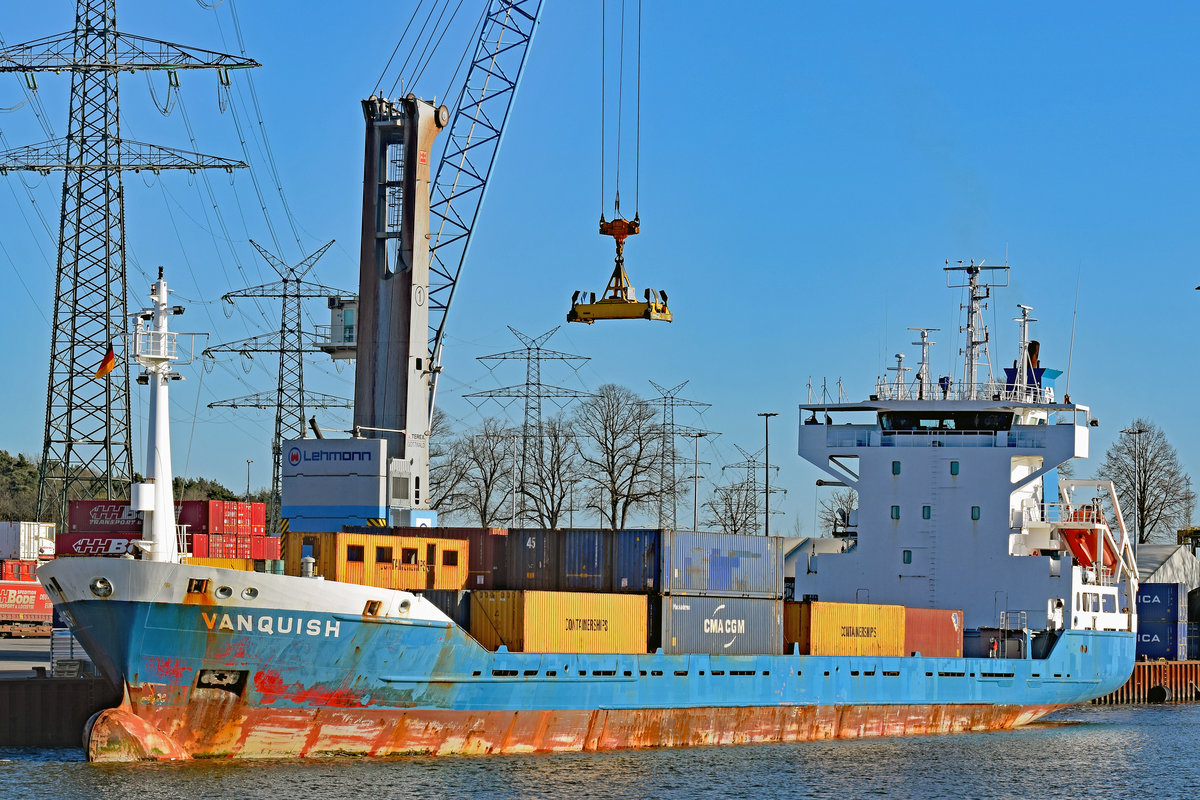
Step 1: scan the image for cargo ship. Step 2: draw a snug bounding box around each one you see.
[38,261,1140,761]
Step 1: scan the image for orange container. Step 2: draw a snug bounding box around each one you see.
[903,607,964,657]
[784,600,905,657]
[282,531,470,591]
[180,557,256,572]
[469,590,647,654]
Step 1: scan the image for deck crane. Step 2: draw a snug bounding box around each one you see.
[567,0,671,324]
[292,1,544,530]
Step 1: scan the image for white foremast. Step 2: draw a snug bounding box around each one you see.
[132,269,183,563]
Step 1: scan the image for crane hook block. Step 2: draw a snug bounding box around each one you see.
[567,216,672,324]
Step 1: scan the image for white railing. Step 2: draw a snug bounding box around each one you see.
[134,328,178,361]
[874,378,1057,404]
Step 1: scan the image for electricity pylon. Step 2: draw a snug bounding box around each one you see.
[203,240,352,534]
[0,0,257,524]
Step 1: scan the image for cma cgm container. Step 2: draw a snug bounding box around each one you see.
[903,607,964,657]
[1137,582,1187,623]
[661,531,782,597]
[505,530,561,591]
[784,601,906,657]
[1137,620,1188,661]
[282,531,469,591]
[650,595,783,655]
[470,590,646,653]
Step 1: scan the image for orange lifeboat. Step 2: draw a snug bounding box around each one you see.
[1058,507,1119,570]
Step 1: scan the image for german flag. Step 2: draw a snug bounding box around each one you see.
[93,343,116,379]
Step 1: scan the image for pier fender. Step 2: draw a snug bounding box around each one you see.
[86,705,192,762]
[1147,685,1173,703]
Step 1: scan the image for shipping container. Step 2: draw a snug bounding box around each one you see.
[251,502,266,527]
[903,607,964,657]
[0,580,54,622]
[661,531,783,597]
[612,530,661,592]
[470,590,647,653]
[785,601,905,657]
[505,530,561,591]
[191,533,209,558]
[68,500,141,534]
[55,532,141,556]
[179,557,257,572]
[282,531,470,591]
[561,529,611,591]
[0,560,38,582]
[262,536,281,560]
[419,589,472,630]
[1137,582,1188,623]
[653,594,783,655]
[1137,620,1188,661]
[345,526,509,589]
[0,522,55,560]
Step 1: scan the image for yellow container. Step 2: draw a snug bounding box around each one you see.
[785,600,905,657]
[470,590,647,654]
[282,531,469,591]
[180,557,257,572]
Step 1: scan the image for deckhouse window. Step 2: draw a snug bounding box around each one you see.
[903,550,912,564]
[950,461,960,476]
[922,505,931,520]
[971,506,981,521]
[892,461,901,475]
[890,505,900,520]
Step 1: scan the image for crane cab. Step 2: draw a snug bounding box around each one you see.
[567,216,672,324]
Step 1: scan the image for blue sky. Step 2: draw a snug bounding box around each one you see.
[1,2,1197,534]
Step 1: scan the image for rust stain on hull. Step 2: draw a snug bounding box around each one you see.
[88,692,1065,761]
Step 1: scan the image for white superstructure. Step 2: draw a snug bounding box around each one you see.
[795,264,1136,633]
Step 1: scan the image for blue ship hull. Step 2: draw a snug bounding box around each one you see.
[40,560,1135,761]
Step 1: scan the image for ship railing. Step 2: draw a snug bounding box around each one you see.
[872,379,1058,404]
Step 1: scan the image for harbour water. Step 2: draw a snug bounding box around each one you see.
[2,704,1199,799]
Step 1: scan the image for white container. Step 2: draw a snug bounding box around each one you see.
[0,521,56,560]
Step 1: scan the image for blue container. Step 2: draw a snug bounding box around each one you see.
[504,530,561,590]
[1136,620,1187,661]
[612,530,661,593]
[662,531,782,597]
[650,594,783,655]
[561,530,612,591]
[1137,582,1188,623]
[418,589,471,630]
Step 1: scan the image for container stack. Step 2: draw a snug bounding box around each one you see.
[0,521,55,561]
[1136,582,1187,661]
[60,499,274,559]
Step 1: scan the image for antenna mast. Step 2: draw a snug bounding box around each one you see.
[944,259,1009,399]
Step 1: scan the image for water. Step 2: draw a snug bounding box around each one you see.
[3,704,1200,800]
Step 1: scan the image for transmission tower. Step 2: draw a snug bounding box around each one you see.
[724,444,785,535]
[642,380,713,530]
[0,1,257,523]
[203,241,353,534]
[465,326,591,519]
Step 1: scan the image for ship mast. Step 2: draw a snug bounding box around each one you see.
[944,260,1008,399]
[132,269,184,563]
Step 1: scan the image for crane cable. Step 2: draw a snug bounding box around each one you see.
[600,0,641,221]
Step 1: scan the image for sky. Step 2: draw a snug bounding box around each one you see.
[1,1,1198,535]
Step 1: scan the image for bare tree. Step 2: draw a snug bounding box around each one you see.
[456,417,516,527]
[1097,418,1195,543]
[573,384,664,530]
[817,488,859,536]
[703,479,758,535]
[521,414,582,528]
[428,408,471,518]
